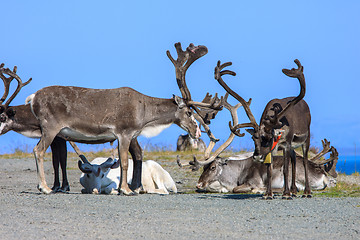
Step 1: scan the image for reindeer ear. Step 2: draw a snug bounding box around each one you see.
[6,108,16,117]
[173,95,186,109]
[246,129,255,136]
[220,158,228,166]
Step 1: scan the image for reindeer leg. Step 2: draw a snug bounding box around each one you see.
[50,137,69,193]
[290,150,297,197]
[34,131,58,194]
[117,137,136,196]
[233,184,253,193]
[263,163,273,200]
[302,140,312,198]
[129,138,143,193]
[50,139,61,193]
[282,148,292,199]
[58,138,69,192]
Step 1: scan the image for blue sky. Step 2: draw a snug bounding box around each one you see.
[1,1,359,155]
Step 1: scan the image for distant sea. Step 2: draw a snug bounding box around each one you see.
[337,156,358,175]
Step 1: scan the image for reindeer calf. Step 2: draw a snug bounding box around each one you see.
[79,156,177,195]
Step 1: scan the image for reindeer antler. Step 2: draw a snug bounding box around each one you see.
[167,43,227,159]
[178,92,244,171]
[167,42,208,102]
[214,61,259,137]
[0,63,32,107]
[179,61,260,170]
[195,93,223,124]
[309,139,338,165]
[323,147,338,178]
[264,59,306,128]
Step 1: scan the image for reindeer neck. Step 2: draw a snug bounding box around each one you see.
[139,97,177,138]
[10,104,41,137]
[142,97,178,125]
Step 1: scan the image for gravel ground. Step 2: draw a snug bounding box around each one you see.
[0,156,359,240]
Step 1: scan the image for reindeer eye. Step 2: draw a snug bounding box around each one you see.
[86,174,90,178]
[210,165,216,171]
[101,174,105,178]
[186,111,192,117]
[0,115,6,122]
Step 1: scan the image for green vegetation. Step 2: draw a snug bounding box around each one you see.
[313,173,360,198]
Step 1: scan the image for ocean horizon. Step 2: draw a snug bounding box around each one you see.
[337,155,358,175]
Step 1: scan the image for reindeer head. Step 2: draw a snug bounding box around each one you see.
[173,95,201,139]
[196,157,228,192]
[0,63,32,134]
[78,155,119,194]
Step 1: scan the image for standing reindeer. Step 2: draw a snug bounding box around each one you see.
[0,63,144,193]
[27,43,223,195]
[214,60,312,199]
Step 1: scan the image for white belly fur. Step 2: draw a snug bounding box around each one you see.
[140,123,172,138]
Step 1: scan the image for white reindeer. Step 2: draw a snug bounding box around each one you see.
[78,156,177,195]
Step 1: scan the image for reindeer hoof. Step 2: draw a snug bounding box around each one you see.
[51,186,61,193]
[51,186,70,193]
[282,195,293,200]
[38,184,52,194]
[119,189,138,196]
[126,191,138,196]
[302,194,312,198]
[61,185,70,192]
[262,195,273,200]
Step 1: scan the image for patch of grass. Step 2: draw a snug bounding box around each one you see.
[314,181,360,198]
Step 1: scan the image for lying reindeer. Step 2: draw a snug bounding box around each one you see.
[78,155,177,195]
[196,140,338,194]
[176,134,206,152]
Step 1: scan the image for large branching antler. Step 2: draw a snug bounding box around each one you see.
[178,92,244,170]
[323,148,338,178]
[167,42,224,110]
[181,61,259,170]
[214,61,259,138]
[309,139,338,165]
[0,63,32,107]
[166,42,208,102]
[167,43,227,158]
[264,59,306,128]
[195,93,222,124]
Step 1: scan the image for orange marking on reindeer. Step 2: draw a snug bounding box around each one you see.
[264,131,283,164]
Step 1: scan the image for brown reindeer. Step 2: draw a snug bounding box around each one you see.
[214,60,312,199]
[27,43,223,195]
[0,63,144,193]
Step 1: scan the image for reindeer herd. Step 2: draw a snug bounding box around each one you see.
[0,42,338,200]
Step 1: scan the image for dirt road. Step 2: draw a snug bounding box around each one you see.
[0,156,359,239]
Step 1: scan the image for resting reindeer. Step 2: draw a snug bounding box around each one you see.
[78,155,177,195]
[27,43,225,195]
[213,60,312,199]
[196,140,338,194]
[176,134,206,152]
[0,63,144,193]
